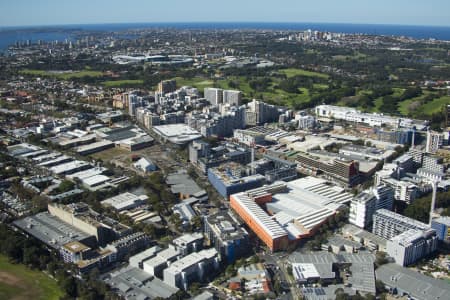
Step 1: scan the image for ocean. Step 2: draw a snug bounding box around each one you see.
[1,22,450,50]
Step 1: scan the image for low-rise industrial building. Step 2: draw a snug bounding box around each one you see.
[76,140,115,156]
[48,202,131,246]
[153,124,202,145]
[230,177,352,251]
[106,266,179,300]
[376,263,450,300]
[290,252,376,295]
[101,192,148,212]
[13,211,97,250]
[49,160,92,176]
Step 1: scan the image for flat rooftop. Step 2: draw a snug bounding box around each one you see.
[107,266,178,300]
[153,124,202,144]
[13,212,93,249]
[166,171,204,196]
[376,263,450,300]
[165,248,217,273]
[101,192,148,210]
[49,160,91,175]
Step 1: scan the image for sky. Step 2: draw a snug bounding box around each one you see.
[1,0,450,27]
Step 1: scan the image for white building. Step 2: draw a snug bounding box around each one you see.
[204,88,223,106]
[349,191,376,229]
[381,177,417,204]
[315,105,424,129]
[297,115,316,130]
[372,209,429,240]
[163,248,220,290]
[134,157,157,173]
[222,90,242,106]
[386,229,438,266]
[349,184,394,229]
[101,192,148,211]
[426,130,443,153]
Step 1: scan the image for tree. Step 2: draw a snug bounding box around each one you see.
[57,179,75,193]
[226,265,236,276]
[286,265,293,276]
[190,215,202,231]
[375,252,389,268]
[273,279,282,295]
[31,195,49,213]
[190,282,201,295]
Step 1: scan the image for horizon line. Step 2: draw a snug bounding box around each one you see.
[1,21,450,30]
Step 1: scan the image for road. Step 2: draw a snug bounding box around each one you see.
[261,252,303,300]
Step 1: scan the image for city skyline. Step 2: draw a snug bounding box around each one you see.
[1,0,450,27]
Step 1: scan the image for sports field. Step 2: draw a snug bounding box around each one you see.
[0,255,63,300]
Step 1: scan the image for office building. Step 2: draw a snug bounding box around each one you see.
[376,128,414,145]
[208,162,265,198]
[142,247,181,278]
[189,140,211,165]
[204,211,250,263]
[426,130,443,153]
[172,233,204,256]
[104,232,151,261]
[431,216,450,242]
[370,186,392,211]
[422,154,445,173]
[372,209,429,240]
[349,191,377,229]
[158,80,177,94]
[204,88,223,106]
[163,248,220,290]
[386,229,438,266]
[296,152,360,187]
[392,154,414,173]
[222,90,242,106]
[380,177,417,204]
[128,246,161,269]
[246,99,283,125]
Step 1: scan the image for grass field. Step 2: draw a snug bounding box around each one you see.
[20,69,103,80]
[278,68,329,79]
[102,79,144,87]
[420,96,450,115]
[171,69,328,107]
[172,77,215,91]
[0,255,63,300]
[89,147,129,161]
